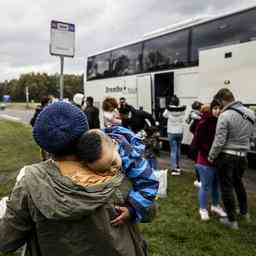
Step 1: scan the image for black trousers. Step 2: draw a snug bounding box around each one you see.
[216,153,248,221]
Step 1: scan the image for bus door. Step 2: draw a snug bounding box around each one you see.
[154,72,174,137]
[136,75,152,113]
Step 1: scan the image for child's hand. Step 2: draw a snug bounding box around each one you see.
[111,206,130,226]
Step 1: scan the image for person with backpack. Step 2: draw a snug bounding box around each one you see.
[208,88,255,229]
[163,95,186,176]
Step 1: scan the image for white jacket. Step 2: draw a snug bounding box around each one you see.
[163,105,186,134]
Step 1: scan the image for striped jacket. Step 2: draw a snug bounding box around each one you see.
[104,126,159,223]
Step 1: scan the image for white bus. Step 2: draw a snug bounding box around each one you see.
[84,5,256,148]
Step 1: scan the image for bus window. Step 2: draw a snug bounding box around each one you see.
[191,8,256,64]
[87,52,111,80]
[111,43,143,76]
[143,29,189,72]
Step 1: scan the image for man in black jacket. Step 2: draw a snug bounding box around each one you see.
[84,96,100,129]
[30,96,51,127]
[129,108,156,134]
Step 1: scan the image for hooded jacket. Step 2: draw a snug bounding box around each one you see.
[163,105,186,134]
[209,101,256,161]
[104,126,159,223]
[0,161,146,256]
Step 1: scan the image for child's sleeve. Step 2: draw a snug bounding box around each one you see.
[104,126,159,223]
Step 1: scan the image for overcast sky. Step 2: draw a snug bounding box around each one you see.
[0,0,255,82]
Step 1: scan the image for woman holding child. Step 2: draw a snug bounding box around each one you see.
[0,101,158,256]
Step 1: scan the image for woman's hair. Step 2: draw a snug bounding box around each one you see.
[200,104,210,113]
[169,95,180,106]
[210,98,222,111]
[102,97,119,112]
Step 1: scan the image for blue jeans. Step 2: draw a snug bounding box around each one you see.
[168,133,183,170]
[196,164,220,209]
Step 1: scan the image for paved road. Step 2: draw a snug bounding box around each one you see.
[0,108,34,124]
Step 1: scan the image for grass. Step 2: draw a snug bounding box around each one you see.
[0,120,40,197]
[0,120,255,255]
[141,173,256,256]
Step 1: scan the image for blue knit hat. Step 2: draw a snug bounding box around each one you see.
[33,101,89,155]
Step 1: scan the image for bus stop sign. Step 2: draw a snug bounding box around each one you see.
[50,20,75,57]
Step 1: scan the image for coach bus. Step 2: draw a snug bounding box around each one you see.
[84,5,256,149]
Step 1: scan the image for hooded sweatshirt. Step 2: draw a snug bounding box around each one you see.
[163,105,186,134]
[0,161,146,256]
[209,101,256,161]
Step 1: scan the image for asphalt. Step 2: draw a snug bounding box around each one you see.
[158,151,256,194]
[0,108,34,124]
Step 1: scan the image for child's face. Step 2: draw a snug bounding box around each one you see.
[87,132,122,173]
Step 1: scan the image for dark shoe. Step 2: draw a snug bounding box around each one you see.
[219,217,239,230]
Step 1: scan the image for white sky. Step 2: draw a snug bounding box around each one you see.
[0,0,255,82]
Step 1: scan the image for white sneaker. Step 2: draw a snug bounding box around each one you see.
[194,180,201,188]
[171,170,181,176]
[199,209,210,221]
[176,168,182,173]
[211,205,227,217]
[219,217,239,230]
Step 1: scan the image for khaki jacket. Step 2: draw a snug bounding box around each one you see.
[0,161,146,256]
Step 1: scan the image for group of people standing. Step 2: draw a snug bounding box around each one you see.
[162,88,255,229]
[0,87,254,256]
[189,88,255,229]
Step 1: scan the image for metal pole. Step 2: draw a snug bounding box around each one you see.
[60,56,64,100]
[25,86,29,108]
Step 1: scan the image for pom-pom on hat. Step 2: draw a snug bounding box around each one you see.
[33,101,89,155]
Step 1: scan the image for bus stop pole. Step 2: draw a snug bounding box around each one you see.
[60,56,64,100]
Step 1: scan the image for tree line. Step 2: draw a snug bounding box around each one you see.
[0,72,84,102]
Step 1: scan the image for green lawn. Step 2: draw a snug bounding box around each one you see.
[0,120,40,197]
[141,174,256,256]
[0,120,255,256]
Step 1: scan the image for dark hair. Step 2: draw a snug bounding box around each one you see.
[169,95,180,106]
[102,97,118,112]
[191,101,203,111]
[86,96,94,105]
[120,97,126,101]
[41,96,50,107]
[76,132,102,164]
[210,98,222,111]
[214,88,235,102]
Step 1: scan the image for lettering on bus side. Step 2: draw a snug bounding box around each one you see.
[105,86,123,93]
[105,86,137,94]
